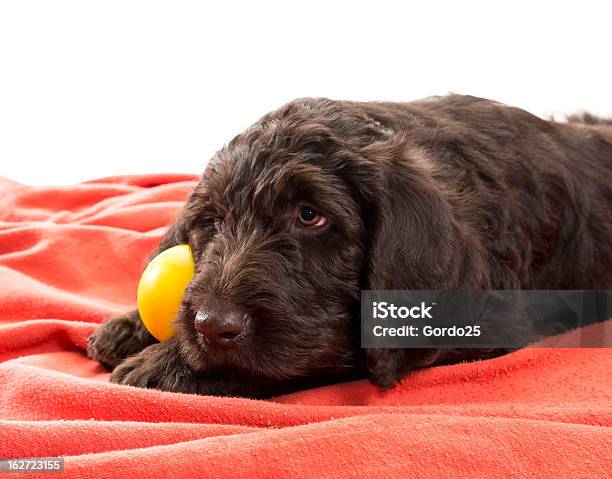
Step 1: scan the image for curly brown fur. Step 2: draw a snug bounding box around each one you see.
[88,95,612,397]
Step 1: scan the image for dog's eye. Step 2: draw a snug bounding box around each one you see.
[297,206,326,228]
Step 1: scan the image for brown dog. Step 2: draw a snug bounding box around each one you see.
[88,95,612,398]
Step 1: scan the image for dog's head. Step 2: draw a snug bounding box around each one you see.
[173,99,466,392]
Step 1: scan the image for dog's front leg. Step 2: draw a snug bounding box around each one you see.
[110,337,202,393]
[110,337,286,398]
[87,310,157,369]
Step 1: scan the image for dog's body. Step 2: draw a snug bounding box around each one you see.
[88,95,612,397]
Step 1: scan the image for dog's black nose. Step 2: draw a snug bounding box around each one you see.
[194,309,249,349]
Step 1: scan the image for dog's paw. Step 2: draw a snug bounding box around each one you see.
[110,344,162,388]
[110,341,198,393]
[87,311,154,369]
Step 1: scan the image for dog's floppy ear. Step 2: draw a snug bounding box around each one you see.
[156,213,190,253]
[357,149,466,388]
[155,178,210,256]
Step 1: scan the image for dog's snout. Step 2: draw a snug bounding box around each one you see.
[194,309,249,350]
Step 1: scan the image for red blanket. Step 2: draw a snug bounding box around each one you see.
[1,174,610,478]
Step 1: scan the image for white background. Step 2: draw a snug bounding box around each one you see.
[1,1,611,185]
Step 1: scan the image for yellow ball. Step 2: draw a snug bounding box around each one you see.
[137,244,195,341]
